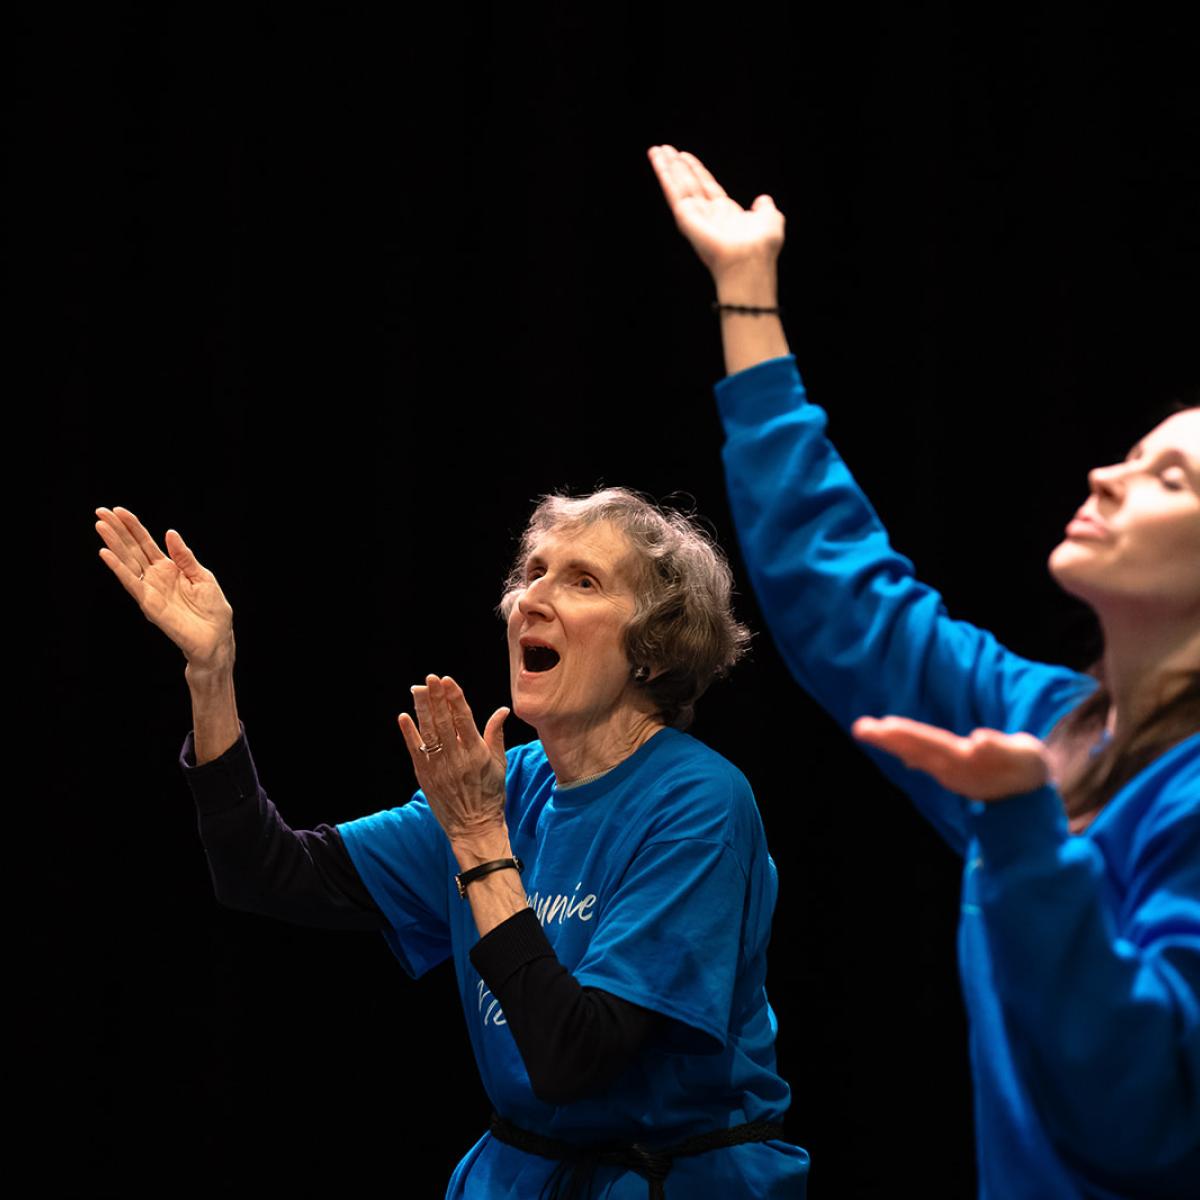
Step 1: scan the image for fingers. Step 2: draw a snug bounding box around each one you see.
[96,508,149,578]
[405,675,506,765]
[396,711,425,759]
[411,675,471,753]
[164,528,206,582]
[853,717,1049,801]
[853,715,961,751]
[410,682,444,752]
[648,144,730,207]
[647,144,686,207]
[97,545,148,604]
[852,716,966,774]
[442,677,482,745]
[112,506,168,566]
[648,144,705,210]
[483,706,509,759]
[679,151,727,201]
[95,505,172,590]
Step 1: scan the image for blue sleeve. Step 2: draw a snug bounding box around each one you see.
[715,355,1095,850]
[971,742,1200,1184]
[572,836,747,1051]
[336,795,454,979]
[566,761,767,1053]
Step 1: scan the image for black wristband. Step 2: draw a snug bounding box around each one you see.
[712,301,782,316]
[456,856,524,899]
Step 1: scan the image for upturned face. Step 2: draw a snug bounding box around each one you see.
[505,520,641,737]
[1048,409,1200,617]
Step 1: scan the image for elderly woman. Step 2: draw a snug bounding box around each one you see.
[95,491,810,1199]
[649,145,1200,1198]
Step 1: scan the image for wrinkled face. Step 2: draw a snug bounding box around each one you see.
[1049,410,1200,617]
[505,520,641,734]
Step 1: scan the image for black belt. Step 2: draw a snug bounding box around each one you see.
[488,1112,785,1200]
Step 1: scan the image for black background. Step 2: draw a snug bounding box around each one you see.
[25,5,1198,1195]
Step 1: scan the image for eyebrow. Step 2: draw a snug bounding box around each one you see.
[1127,443,1200,483]
[525,554,608,579]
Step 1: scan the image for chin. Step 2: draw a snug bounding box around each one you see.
[1048,539,1101,601]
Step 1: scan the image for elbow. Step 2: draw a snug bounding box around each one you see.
[212,883,254,913]
[528,1078,580,1107]
[526,1063,598,1107]
[523,1032,633,1104]
[1042,1071,1200,1182]
[208,869,265,915]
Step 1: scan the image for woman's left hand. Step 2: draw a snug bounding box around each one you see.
[399,675,511,852]
[852,715,1050,802]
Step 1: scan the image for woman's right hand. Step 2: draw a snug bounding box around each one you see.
[95,506,235,671]
[647,145,785,282]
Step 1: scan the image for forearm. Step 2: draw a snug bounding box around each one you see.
[186,644,240,765]
[471,908,659,1104]
[184,729,387,931]
[713,259,790,376]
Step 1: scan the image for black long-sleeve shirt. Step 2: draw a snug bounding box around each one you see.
[181,728,660,1104]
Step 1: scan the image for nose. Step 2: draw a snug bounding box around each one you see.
[1087,460,1126,501]
[517,575,553,619]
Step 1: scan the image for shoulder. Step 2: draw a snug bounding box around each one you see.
[1132,736,1200,840]
[629,730,764,849]
[1097,736,1199,902]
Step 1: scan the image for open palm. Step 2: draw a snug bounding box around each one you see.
[853,716,1050,802]
[96,506,234,667]
[648,145,784,273]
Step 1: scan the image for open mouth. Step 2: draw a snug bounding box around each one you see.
[523,645,561,673]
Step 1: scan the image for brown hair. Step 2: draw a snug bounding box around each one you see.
[1051,400,1200,824]
[500,488,751,730]
[1049,670,1200,825]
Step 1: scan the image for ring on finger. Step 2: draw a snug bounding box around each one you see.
[419,739,444,755]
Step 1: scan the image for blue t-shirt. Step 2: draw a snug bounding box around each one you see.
[715,355,1200,1199]
[338,727,809,1199]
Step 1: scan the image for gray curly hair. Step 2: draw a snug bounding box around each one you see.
[500,488,751,730]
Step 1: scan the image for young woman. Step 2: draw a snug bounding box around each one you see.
[649,143,1199,1199]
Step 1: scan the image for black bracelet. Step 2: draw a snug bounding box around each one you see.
[456,856,525,899]
[712,301,783,316]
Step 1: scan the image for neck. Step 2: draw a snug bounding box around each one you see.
[1096,600,1200,738]
[537,705,666,786]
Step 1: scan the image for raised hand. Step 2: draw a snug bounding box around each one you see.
[647,144,785,278]
[398,675,510,856]
[95,506,234,670]
[852,716,1050,803]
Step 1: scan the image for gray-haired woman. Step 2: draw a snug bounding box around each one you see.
[95,489,810,1199]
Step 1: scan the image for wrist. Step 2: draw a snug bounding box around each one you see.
[451,826,513,870]
[712,257,780,306]
[185,642,236,686]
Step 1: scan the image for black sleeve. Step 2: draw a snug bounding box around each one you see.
[470,907,662,1105]
[184,730,657,1100]
[180,727,388,931]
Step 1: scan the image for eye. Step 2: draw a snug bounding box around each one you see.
[575,575,596,589]
[1159,470,1187,492]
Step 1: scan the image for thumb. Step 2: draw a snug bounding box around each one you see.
[483,707,510,759]
[165,529,205,581]
[750,194,778,213]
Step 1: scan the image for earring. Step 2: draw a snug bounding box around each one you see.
[632,665,650,683]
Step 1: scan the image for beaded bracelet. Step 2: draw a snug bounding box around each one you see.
[712,301,783,316]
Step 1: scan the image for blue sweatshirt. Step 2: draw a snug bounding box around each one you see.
[715,355,1200,1199]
